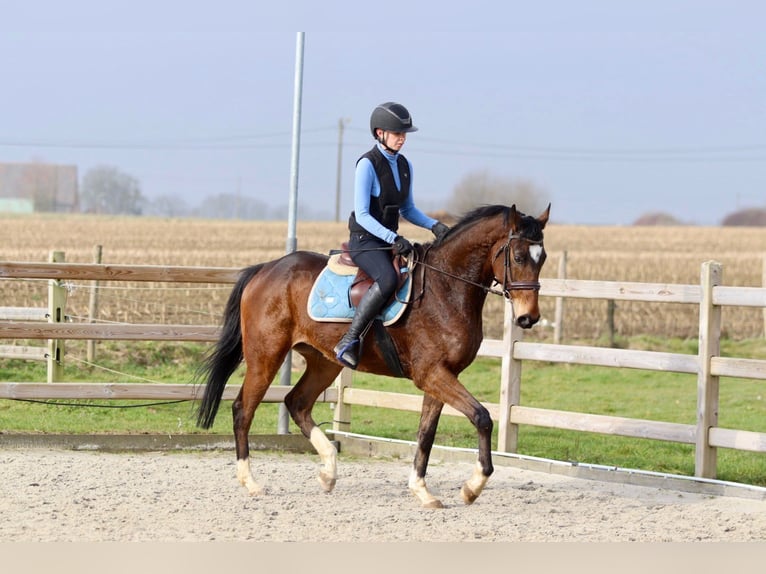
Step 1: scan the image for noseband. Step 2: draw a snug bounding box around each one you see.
[492,233,543,297]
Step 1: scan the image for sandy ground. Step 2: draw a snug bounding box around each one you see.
[2,448,766,542]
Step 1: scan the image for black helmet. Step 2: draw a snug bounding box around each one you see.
[369,102,418,138]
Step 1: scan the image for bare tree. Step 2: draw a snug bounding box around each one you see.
[447,169,550,216]
[722,207,766,226]
[145,194,191,217]
[195,192,271,220]
[633,212,684,226]
[80,166,144,215]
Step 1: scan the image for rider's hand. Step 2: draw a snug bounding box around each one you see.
[392,235,414,256]
[431,221,450,240]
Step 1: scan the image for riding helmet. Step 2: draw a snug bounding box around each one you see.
[369,102,418,138]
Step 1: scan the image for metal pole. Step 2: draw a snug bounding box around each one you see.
[277,32,305,434]
[334,118,347,223]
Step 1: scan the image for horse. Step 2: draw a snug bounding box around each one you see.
[196,203,550,508]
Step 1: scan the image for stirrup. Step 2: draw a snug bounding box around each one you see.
[334,337,360,369]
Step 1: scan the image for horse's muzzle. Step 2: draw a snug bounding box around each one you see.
[516,313,539,329]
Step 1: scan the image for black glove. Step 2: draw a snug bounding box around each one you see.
[391,235,413,256]
[431,221,450,240]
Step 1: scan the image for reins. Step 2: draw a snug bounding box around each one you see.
[415,233,543,299]
[415,250,506,297]
[331,232,543,300]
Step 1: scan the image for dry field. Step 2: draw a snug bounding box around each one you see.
[1,213,765,340]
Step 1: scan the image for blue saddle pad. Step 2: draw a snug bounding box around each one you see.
[307,262,412,326]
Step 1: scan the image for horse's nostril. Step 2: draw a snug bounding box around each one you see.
[516,314,539,329]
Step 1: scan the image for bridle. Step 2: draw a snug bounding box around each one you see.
[492,233,543,297]
[413,232,544,300]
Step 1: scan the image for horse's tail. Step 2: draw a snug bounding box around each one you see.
[196,264,264,429]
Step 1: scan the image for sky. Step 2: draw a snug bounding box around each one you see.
[1,1,764,225]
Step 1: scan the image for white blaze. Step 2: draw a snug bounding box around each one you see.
[529,244,543,263]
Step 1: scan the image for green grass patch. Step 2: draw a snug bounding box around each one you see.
[1,338,765,485]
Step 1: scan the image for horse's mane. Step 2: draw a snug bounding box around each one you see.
[439,204,544,244]
[454,204,511,230]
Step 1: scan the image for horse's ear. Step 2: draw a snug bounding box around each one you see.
[509,204,520,230]
[537,203,551,227]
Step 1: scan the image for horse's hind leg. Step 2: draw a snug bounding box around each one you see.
[233,349,287,495]
[284,348,343,493]
[409,393,445,508]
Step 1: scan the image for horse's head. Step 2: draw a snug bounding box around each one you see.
[490,203,550,329]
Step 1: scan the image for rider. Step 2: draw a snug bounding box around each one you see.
[334,101,450,369]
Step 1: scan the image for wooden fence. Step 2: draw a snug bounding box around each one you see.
[1,258,766,481]
[0,251,68,382]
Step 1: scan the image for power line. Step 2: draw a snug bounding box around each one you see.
[407,146,766,163]
[0,126,337,150]
[2,125,765,162]
[347,128,766,161]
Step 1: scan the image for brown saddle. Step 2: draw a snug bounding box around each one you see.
[337,242,410,308]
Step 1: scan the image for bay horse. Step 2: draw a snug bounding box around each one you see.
[196,203,550,508]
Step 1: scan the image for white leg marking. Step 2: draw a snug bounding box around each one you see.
[461,461,489,504]
[408,469,444,509]
[236,458,264,496]
[310,426,337,492]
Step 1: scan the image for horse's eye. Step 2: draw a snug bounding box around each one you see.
[514,253,524,264]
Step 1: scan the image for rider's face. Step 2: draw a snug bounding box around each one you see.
[378,130,406,151]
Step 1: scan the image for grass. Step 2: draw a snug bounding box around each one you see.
[1,337,765,486]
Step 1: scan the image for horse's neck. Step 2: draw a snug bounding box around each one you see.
[434,232,498,284]
[425,237,496,307]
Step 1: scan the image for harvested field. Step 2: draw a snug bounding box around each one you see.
[2,214,765,339]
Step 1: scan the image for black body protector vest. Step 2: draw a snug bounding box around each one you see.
[349,146,411,235]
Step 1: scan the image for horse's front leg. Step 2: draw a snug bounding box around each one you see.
[460,403,494,504]
[409,394,445,508]
[416,366,494,506]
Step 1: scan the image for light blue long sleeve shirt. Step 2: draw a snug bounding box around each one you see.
[353,143,437,244]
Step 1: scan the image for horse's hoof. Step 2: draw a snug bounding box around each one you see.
[237,476,264,496]
[422,499,445,510]
[318,472,337,493]
[461,484,479,505]
[245,482,264,496]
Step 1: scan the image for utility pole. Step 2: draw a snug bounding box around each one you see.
[334,117,349,222]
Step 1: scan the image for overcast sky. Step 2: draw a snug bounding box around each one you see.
[1,1,764,225]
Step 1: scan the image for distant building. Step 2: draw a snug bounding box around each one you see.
[0,162,79,213]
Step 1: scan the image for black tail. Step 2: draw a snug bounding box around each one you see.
[196,264,264,429]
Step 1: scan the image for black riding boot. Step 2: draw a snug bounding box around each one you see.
[334,282,387,369]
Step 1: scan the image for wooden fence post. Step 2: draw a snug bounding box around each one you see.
[332,368,353,434]
[498,299,523,452]
[47,251,67,383]
[553,250,567,344]
[695,260,722,478]
[87,245,103,362]
[606,299,616,347]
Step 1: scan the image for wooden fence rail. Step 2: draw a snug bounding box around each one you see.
[1,258,766,481]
